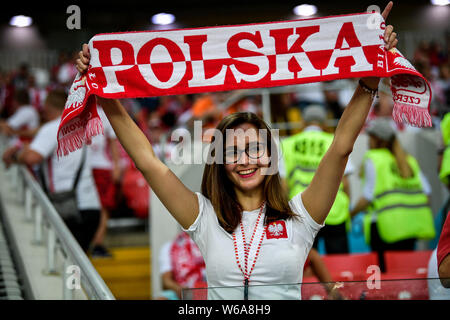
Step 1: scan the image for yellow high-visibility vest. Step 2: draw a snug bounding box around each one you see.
[362,149,435,244]
[282,130,350,226]
[440,112,450,185]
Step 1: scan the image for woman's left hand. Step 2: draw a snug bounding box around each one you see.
[381,2,398,50]
[361,2,397,89]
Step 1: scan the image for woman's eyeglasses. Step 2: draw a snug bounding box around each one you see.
[224,142,267,164]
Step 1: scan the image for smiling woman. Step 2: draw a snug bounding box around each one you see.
[75,2,399,299]
[201,112,295,234]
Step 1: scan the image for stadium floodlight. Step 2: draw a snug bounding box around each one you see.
[151,13,176,25]
[430,0,449,5]
[293,4,318,17]
[9,15,33,27]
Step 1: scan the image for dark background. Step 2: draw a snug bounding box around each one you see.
[0,0,448,51]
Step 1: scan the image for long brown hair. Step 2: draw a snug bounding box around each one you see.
[201,112,295,233]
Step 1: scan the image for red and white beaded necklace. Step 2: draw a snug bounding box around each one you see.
[232,201,266,299]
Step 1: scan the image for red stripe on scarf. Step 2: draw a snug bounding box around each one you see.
[57,11,432,156]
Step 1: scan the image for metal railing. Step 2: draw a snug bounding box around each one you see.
[0,132,114,300]
[181,278,450,300]
[11,165,115,300]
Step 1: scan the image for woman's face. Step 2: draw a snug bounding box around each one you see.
[223,123,270,194]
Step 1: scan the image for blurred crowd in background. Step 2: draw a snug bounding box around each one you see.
[0,38,449,259]
[0,37,449,209]
[1,38,449,140]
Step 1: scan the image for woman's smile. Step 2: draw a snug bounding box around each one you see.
[237,168,258,178]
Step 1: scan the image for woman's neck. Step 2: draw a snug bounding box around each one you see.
[235,188,265,211]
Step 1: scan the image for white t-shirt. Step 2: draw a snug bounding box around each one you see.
[7,105,39,131]
[184,192,323,300]
[29,87,48,112]
[29,119,100,210]
[88,107,116,170]
[57,62,77,84]
[427,249,450,300]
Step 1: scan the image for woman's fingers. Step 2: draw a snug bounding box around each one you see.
[384,25,398,49]
[387,37,398,51]
[384,25,398,50]
[388,32,397,48]
[76,44,90,74]
[82,43,90,59]
[76,59,87,73]
[76,54,88,73]
[384,25,394,42]
[380,2,396,50]
[391,38,398,50]
[78,50,89,65]
[381,1,393,20]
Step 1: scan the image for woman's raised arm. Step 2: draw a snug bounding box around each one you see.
[301,2,396,225]
[77,46,199,229]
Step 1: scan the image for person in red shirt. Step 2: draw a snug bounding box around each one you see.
[438,212,450,288]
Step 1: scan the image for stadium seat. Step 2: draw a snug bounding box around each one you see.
[363,276,429,300]
[301,280,328,300]
[384,250,433,276]
[302,277,368,300]
[321,252,379,281]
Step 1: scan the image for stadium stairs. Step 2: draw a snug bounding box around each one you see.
[90,246,151,300]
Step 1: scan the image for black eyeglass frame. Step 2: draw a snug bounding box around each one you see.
[224,142,268,164]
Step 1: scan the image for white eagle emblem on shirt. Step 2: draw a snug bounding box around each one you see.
[268,223,284,236]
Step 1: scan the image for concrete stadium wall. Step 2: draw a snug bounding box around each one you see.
[150,142,205,298]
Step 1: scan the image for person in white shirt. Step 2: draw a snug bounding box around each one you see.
[14,89,101,252]
[0,89,40,142]
[427,248,450,300]
[75,2,397,299]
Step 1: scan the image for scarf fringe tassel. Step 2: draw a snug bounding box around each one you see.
[392,102,432,128]
[57,117,104,158]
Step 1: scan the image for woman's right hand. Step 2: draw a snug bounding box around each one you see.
[76,43,91,73]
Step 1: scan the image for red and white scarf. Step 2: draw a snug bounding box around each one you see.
[57,11,432,157]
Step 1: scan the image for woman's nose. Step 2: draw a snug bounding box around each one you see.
[239,150,250,165]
